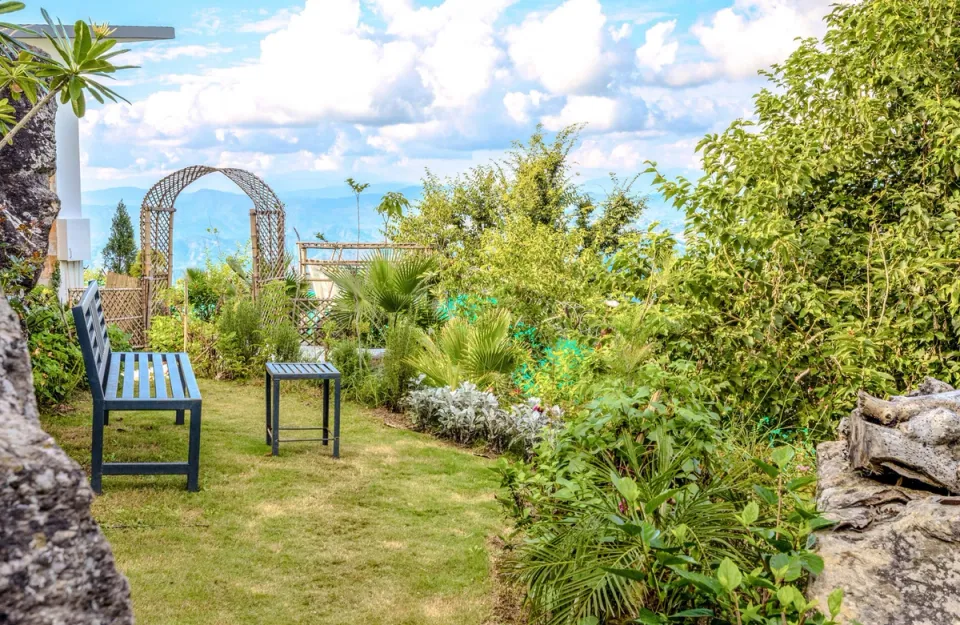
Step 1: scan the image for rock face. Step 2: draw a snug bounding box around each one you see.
[0,87,60,291]
[0,295,134,624]
[809,379,960,625]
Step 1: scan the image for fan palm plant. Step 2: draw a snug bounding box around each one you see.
[326,251,437,335]
[409,308,519,390]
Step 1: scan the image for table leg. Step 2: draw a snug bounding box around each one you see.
[272,378,281,457]
[265,371,271,445]
[323,378,330,446]
[187,404,202,492]
[333,376,341,459]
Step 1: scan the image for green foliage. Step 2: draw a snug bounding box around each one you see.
[147,315,219,378]
[377,191,409,236]
[216,298,264,379]
[107,323,132,353]
[265,322,302,363]
[395,126,646,339]
[380,318,419,411]
[16,286,83,406]
[500,375,840,624]
[328,339,370,398]
[102,199,136,275]
[409,308,520,392]
[327,251,438,345]
[0,7,134,145]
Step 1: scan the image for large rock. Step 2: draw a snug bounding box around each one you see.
[0,85,61,291]
[0,295,134,624]
[809,380,960,625]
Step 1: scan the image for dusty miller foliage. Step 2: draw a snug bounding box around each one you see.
[403,378,561,454]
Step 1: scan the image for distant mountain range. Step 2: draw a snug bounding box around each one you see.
[81,183,683,277]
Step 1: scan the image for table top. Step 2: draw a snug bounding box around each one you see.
[266,362,341,380]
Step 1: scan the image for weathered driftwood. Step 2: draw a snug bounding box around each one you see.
[848,412,960,492]
[858,388,960,425]
[810,381,960,624]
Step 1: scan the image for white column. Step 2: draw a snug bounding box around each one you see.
[54,104,90,302]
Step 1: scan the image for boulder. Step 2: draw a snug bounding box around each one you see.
[0,295,134,624]
[809,379,960,625]
[0,86,61,291]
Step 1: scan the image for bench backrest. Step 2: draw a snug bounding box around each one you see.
[72,281,112,399]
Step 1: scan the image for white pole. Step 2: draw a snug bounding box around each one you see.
[54,104,89,302]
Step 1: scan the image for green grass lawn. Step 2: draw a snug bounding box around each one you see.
[41,379,507,625]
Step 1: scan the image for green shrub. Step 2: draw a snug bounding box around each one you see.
[329,339,369,395]
[148,315,219,378]
[17,287,84,406]
[499,373,839,624]
[216,298,263,379]
[107,324,132,352]
[381,319,418,411]
[409,308,520,393]
[265,322,302,363]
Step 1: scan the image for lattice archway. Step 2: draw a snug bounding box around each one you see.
[140,166,286,324]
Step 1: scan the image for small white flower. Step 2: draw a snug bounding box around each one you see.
[605,299,620,308]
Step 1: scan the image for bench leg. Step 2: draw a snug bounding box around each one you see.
[272,378,280,457]
[265,371,271,445]
[175,410,185,425]
[91,402,105,494]
[187,404,202,492]
[103,410,110,427]
[323,379,330,446]
[333,377,341,459]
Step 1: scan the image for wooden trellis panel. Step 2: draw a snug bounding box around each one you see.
[69,286,145,348]
[294,297,334,346]
[140,166,287,330]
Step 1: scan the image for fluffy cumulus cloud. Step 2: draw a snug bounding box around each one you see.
[664,0,844,86]
[635,20,678,72]
[506,0,613,95]
[80,0,846,187]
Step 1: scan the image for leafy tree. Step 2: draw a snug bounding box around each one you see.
[624,0,960,433]
[101,199,136,274]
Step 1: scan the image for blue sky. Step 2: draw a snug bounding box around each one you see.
[18,0,842,193]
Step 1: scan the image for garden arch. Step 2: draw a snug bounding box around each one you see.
[140,166,286,326]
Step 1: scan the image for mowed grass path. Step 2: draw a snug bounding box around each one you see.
[42,379,505,625]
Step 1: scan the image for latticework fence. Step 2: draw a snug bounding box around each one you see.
[293,297,334,346]
[293,242,432,345]
[69,286,145,348]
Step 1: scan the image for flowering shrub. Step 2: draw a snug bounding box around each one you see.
[403,379,561,454]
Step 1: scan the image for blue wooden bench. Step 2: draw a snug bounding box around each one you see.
[72,281,202,493]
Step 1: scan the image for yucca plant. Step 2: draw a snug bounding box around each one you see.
[409,308,519,390]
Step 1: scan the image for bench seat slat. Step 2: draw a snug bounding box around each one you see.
[166,353,185,399]
[122,353,135,399]
[152,353,168,399]
[138,352,150,398]
[105,352,121,397]
[178,353,201,400]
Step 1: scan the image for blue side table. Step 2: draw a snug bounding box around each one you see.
[265,362,341,457]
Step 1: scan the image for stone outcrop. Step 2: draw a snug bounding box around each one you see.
[0,86,60,290]
[0,295,134,624]
[809,378,960,625]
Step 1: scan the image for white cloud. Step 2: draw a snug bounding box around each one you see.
[237,8,295,33]
[636,20,678,72]
[506,0,612,95]
[542,95,620,132]
[670,0,839,85]
[610,23,632,42]
[503,90,548,124]
[366,121,445,152]
[124,44,233,66]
